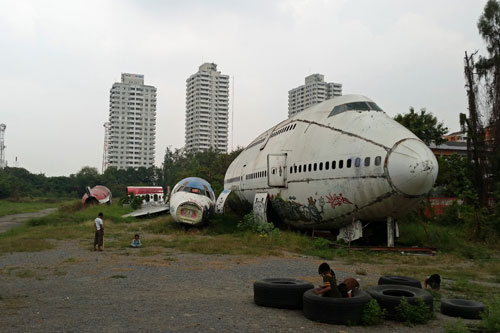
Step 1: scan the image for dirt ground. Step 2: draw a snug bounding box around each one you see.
[0,237,476,333]
[0,208,57,233]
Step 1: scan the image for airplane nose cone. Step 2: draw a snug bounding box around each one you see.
[386,138,438,196]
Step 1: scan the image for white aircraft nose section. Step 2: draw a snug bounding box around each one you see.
[386,138,438,196]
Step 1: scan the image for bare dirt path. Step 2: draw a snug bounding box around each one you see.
[0,208,57,233]
[0,239,469,332]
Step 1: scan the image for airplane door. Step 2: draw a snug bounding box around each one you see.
[267,154,287,187]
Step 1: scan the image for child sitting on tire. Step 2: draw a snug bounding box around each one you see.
[313,262,341,297]
[337,277,360,298]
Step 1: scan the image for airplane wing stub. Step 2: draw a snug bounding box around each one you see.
[215,189,231,214]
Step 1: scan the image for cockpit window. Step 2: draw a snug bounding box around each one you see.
[367,102,383,111]
[172,177,215,200]
[329,101,383,117]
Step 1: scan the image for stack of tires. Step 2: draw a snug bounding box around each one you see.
[254,274,486,325]
[365,275,433,319]
[253,277,372,325]
[253,278,314,309]
[302,289,372,325]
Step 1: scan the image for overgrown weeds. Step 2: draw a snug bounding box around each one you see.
[480,296,500,333]
[361,299,384,325]
[395,297,433,326]
[444,318,469,333]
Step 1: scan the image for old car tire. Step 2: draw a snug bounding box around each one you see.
[366,284,433,319]
[253,278,314,309]
[378,275,422,288]
[302,289,372,325]
[441,298,486,319]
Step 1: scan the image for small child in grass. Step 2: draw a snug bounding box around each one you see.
[130,234,142,248]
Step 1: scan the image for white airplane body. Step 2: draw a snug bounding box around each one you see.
[222,95,438,238]
[170,177,216,225]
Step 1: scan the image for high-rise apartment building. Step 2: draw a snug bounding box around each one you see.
[288,74,342,118]
[107,73,156,170]
[185,63,229,152]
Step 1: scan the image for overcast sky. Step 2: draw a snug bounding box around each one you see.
[0,0,489,176]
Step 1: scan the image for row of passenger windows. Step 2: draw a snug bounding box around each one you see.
[246,170,267,180]
[289,156,382,174]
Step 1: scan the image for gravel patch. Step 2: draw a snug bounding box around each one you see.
[0,208,57,233]
[0,240,464,332]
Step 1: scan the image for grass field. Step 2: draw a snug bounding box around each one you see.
[0,199,71,217]
[1,199,499,310]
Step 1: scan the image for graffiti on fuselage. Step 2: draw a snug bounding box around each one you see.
[326,193,353,209]
[270,193,326,223]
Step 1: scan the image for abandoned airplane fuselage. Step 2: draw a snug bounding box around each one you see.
[223,94,438,230]
[170,177,216,226]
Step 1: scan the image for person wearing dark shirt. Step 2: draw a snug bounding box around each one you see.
[313,262,341,298]
[424,274,441,290]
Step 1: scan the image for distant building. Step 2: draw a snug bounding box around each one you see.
[185,63,229,152]
[288,74,342,118]
[443,131,467,143]
[107,73,157,169]
[429,141,468,157]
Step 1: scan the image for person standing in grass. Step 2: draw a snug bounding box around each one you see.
[94,212,104,251]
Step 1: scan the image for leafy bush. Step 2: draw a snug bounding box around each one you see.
[361,299,384,325]
[119,194,143,210]
[395,297,432,326]
[434,201,464,225]
[237,212,278,236]
[444,318,469,333]
[312,237,330,249]
[480,296,500,333]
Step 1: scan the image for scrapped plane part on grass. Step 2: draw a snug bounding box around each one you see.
[222,94,438,245]
[215,189,231,214]
[82,185,112,206]
[127,186,165,205]
[169,177,215,226]
[122,204,169,218]
[123,186,168,217]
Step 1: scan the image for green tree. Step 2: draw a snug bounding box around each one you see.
[435,155,476,201]
[476,0,500,195]
[394,107,448,145]
[161,147,243,196]
[73,166,101,196]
